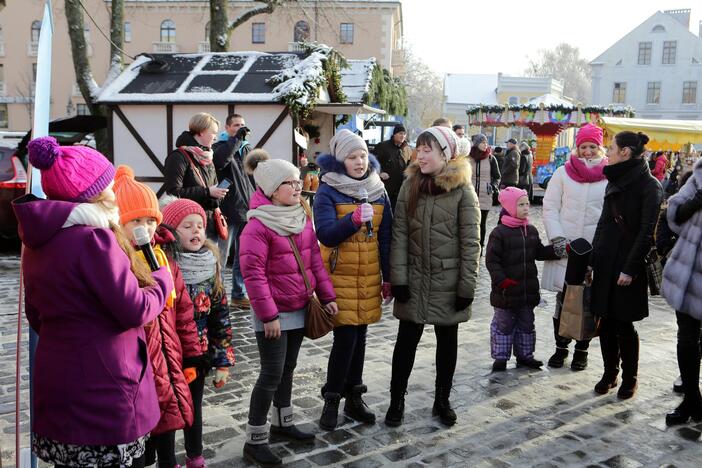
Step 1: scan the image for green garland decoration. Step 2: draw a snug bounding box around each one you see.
[466,103,634,117]
[365,65,408,116]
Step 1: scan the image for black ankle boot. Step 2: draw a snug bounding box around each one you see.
[547,348,569,368]
[385,392,405,427]
[271,406,315,441]
[516,357,543,369]
[244,424,281,467]
[319,392,341,431]
[666,398,702,426]
[617,334,639,400]
[571,350,588,371]
[344,384,376,424]
[595,330,620,395]
[432,386,457,426]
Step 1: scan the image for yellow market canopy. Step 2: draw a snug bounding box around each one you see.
[598,117,702,151]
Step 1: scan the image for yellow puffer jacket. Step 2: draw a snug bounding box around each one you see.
[313,181,393,327]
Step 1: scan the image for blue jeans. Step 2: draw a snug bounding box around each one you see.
[216,222,247,299]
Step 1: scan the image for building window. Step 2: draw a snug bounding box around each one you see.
[76,103,90,116]
[160,19,176,43]
[646,82,661,104]
[662,41,677,64]
[252,23,265,44]
[0,64,4,82]
[205,22,210,41]
[508,96,519,105]
[652,24,666,33]
[294,20,310,42]
[340,23,354,44]
[683,81,697,104]
[0,104,7,128]
[124,22,132,42]
[612,82,626,103]
[32,63,37,82]
[31,20,41,42]
[637,42,651,65]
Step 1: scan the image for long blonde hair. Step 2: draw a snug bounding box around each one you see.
[91,189,155,288]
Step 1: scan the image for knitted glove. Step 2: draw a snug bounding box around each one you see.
[351,203,374,226]
[382,282,392,300]
[213,367,229,389]
[235,126,249,139]
[455,296,473,311]
[183,367,197,384]
[499,278,518,289]
[551,236,568,258]
[391,285,410,303]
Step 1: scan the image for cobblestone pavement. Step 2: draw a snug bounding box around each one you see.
[0,207,700,467]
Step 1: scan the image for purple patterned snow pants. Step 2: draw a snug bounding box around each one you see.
[490,306,536,360]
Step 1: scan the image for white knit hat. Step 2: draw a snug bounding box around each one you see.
[244,149,300,197]
[330,129,368,162]
[424,126,458,161]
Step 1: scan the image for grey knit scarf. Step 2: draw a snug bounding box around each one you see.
[178,248,217,285]
[321,170,386,201]
[247,203,307,236]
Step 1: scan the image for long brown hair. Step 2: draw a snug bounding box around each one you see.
[201,239,224,297]
[407,132,446,218]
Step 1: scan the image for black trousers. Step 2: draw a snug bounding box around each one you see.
[479,210,489,248]
[325,325,368,394]
[676,311,702,403]
[390,320,458,396]
[248,328,304,426]
[183,372,205,458]
[144,431,176,468]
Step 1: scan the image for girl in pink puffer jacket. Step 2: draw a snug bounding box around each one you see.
[239,149,337,467]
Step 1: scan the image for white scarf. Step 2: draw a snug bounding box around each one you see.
[321,170,386,201]
[62,203,119,229]
[247,203,307,236]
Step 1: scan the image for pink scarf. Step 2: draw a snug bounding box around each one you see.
[183,145,214,166]
[565,155,607,183]
[501,211,529,234]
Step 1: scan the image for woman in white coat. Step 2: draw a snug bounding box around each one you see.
[542,123,608,371]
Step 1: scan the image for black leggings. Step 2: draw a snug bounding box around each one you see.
[144,431,176,467]
[248,328,305,426]
[183,371,206,458]
[390,320,458,394]
[325,325,368,394]
[479,210,489,247]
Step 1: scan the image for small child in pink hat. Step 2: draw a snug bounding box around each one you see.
[485,187,566,371]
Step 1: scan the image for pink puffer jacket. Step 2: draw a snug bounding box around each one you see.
[240,190,336,322]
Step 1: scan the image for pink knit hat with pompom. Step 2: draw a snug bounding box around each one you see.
[575,123,604,147]
[498,187,529,218]
[27,136,115,202]
[161,198,207,230]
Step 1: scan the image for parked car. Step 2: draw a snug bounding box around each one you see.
[0,115,107,240]
[0,144,27,239]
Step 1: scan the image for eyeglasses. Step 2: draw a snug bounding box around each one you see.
[280,180,303,189]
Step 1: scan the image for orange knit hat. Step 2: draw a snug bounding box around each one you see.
[114,165,163,225]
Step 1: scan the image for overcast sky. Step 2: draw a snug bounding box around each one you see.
[401,0,702,75]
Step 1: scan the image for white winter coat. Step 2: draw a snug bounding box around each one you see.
[541,164,607,292]
[662,158,702,318]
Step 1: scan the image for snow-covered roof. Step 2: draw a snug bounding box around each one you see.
[525,94,574,107]
[98,51,313,104]
[443,74,498,105]
[342,58,375,103]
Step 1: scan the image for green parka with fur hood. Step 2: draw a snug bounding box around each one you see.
[391,157,481,325]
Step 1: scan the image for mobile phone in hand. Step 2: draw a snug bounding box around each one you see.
[217,178,233,189]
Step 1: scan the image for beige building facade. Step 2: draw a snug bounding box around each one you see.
[0,0,403,131]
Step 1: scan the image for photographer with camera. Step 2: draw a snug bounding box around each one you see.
[213,113,256,308]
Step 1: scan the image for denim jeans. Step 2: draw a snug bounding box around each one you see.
[216,222,247,299]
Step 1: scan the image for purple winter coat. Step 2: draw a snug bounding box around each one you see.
[240,189,336,322]
[12,195,172,446]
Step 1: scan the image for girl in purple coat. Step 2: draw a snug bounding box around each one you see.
[239,150,338,466]
[13,137,173,468]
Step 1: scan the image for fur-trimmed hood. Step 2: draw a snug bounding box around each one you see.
[404,157,472,192]
[316,153,381,176]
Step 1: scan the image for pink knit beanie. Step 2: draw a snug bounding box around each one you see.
[576,123,604,147]
[162,198,207,229]
[27,136,115,202]
[498,187,528,217]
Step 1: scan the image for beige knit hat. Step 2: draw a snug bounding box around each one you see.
[244,149,300,197]
[330,129,368,162]
[424,126,458,161]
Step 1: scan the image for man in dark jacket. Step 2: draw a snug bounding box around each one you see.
[518,142,534,199]
[213,113,255,307]
[374,124,408,209]
[501,138,521,188]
